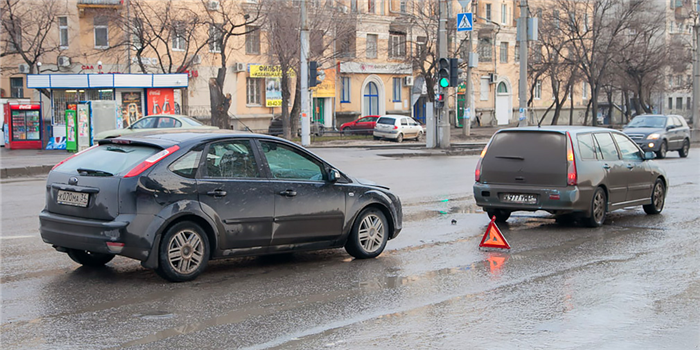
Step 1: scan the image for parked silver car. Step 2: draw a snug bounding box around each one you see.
[622,114,690,159]
[373,115,424,143]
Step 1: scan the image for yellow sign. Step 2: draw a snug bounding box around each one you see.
[312,68,336,98]
[249,65,296,78]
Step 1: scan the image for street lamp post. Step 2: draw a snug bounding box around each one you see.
[693,6,700,130]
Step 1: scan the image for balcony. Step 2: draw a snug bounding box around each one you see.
[77,0,123,8]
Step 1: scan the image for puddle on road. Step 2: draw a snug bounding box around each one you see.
[136,311,175,320]
[404,203,484,222]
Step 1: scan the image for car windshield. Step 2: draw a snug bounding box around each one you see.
[181,117,204,126]
[627,116,666,128]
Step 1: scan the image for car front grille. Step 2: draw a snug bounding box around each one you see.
[626,133,646,141]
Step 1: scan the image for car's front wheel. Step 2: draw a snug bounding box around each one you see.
[67,249,115,267]
[584,187,607,227]
[345,208,388,259]
[416,131,423,141]
[656,140,667,159]
[156,221,210,282]
[643,178,666,215]
[679,139,690,158]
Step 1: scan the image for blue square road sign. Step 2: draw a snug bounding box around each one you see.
[457,13,473,32]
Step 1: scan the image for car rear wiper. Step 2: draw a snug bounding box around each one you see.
[495,155,525,160]
[77,168,114,177]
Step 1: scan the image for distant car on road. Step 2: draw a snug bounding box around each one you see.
[622,114,690,159]
[340,115,379,135]
[268,117,324,137]
[473,126,668,227]
[94,114,218,140]
[373,115,424,143]
[40,130,402,282]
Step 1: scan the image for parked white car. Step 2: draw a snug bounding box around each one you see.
[373,115,424,143]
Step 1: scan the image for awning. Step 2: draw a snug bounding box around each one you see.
[26,73,189,89]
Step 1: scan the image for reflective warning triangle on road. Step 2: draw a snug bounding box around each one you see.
[479,216,511,249]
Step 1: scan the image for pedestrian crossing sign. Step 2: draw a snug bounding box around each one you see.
[457,13,473,32]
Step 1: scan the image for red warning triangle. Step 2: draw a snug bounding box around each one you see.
[479,216,511,249]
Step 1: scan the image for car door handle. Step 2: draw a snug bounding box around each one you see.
[207,189,227,197]
[278,190,297,197]
[603,164,611,170]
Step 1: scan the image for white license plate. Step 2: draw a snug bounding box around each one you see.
[502,193,537,204]
[57,190,89,207]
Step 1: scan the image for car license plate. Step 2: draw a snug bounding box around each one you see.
[501,193,537,204]
[57,190,89,207]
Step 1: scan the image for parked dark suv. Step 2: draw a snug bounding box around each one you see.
[473,127,668,227]
[40,130,402,282]
[622,114,690,159]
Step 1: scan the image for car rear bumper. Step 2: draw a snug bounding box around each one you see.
[473,183,595,216]
[374,129,399,139]
[39,210,151,261]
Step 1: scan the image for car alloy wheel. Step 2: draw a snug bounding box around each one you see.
[585,188,607,227]
[156,221,210,282]
[396,133,404,143]
[643,179,666,215]
[656,140,667,159]
[345,208,389,259]
[359,213,385,253]
[679,139,690,158]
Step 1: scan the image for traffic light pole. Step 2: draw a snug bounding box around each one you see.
[438,0,450,148]
[300,0,311,146]
[463,1,475,137]
[518,0,529,127]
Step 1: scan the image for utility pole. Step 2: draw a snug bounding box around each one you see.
[693,1,700,130]
[126,0,131,73]
[300,0,310,146]
[438,0,450,148]
[518,0,528,127]
[463,0,475,137]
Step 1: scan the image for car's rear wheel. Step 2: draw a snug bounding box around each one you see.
[643,178,666,215]
[156,221,210,282]
[345,208,388,259]
[655,140,667,159]
[678,139,690,158]
[396,133,404,143]
[67,249,115,267]
[416,131,423,141]
[373,136,381,140]
[584,187,607,227]
[486,209,511,222]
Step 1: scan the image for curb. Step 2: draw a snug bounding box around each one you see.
[1,165,54,179]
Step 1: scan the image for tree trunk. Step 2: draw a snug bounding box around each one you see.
[539,101,555,126]
[290,79,301,137]
[281,71,292,140]
[209,68,230,129]
[591,83,600,127]
[569,93,574,125]
[584,98,592,126]
[623,90,632,123]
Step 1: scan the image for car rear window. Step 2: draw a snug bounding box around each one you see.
[181,117,204,126]
[377,117,396,125]
[54,144,161,176]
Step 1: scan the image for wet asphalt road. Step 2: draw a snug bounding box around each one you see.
[1,147,699,349]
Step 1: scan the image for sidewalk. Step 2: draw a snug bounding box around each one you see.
[0,126,499,179]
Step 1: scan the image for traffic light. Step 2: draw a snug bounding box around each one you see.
[449,58,463,87]
[437,58,450,88]
[436,93,445,108]
[308,61,323,87]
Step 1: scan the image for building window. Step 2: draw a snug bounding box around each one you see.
[478,38,492,60]
[338,27,356,58]
[499,42,508,63]
[677,97,683,110]
[677,75,682,87]
[364,82,379,115]
[582,82,589,99]
[247,78,262,105]
[668,97,673,110]
[535,80,542,100]
[132,18,143,50]
[351,0,358,12]
[59,16,69,48]
[668,75,674,87]
[172,22,185,51]
[389,34,406,58]
[485,4,492,21]
[341,77,350,103]
[10,78,23,98]
[368,0,375,13]
[688,97,692,110]
[480,78,489,101]
[400,0,407,13]
[392,78,401,102]
[94,17,109,48]
[416,36,427,56]
[209,24,222,53]
[501,4,508,24]
[245,26,260,55]
[366,34,378,58]
[553,10,560,30]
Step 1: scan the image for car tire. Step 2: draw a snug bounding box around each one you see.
[655,140,667,159]
[486,209,511,222]
[416,131,423,141]
[643,178,666,215]
[67,249,115,267]
[155,221,210,282]
[396,133,404,143]
[373,136,381,140]
[584,187,607,227]
[345,208,389,259]
[678,139,690,158]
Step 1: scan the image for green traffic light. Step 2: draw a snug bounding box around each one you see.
[439,77,450,88]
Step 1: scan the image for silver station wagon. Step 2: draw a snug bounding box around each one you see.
[473,126,668,227]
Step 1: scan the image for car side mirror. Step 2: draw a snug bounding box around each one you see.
[643,151,655,160]
[328,169,341,182]
[666,125,675,131]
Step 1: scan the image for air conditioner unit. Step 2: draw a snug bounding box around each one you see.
[489,73,498,83]
[58,56,71,67]
[404,76,414,86]
[18,64,30,74]
[191,54,202,64]
[232,62,246,72]
[207,0,220,11]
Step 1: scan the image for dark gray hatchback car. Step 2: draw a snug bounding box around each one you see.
[622,114,691,159]
[40,130,402,282]
[473,127,668,227]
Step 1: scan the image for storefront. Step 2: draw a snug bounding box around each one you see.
[26,73,188,150]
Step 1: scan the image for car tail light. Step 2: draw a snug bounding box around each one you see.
[393,125,398,129]
[51,145,99,170]
[566,131,577,186]
[475,144,488,182]
[123,145,180,178]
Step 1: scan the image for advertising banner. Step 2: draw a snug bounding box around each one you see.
[120,91,144,127]
[147,88,175,115]
[77,103,90,151]
[249,65,295,78]
[312,68,336,98]
[65,103,77,151]
[265,78,282,107]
